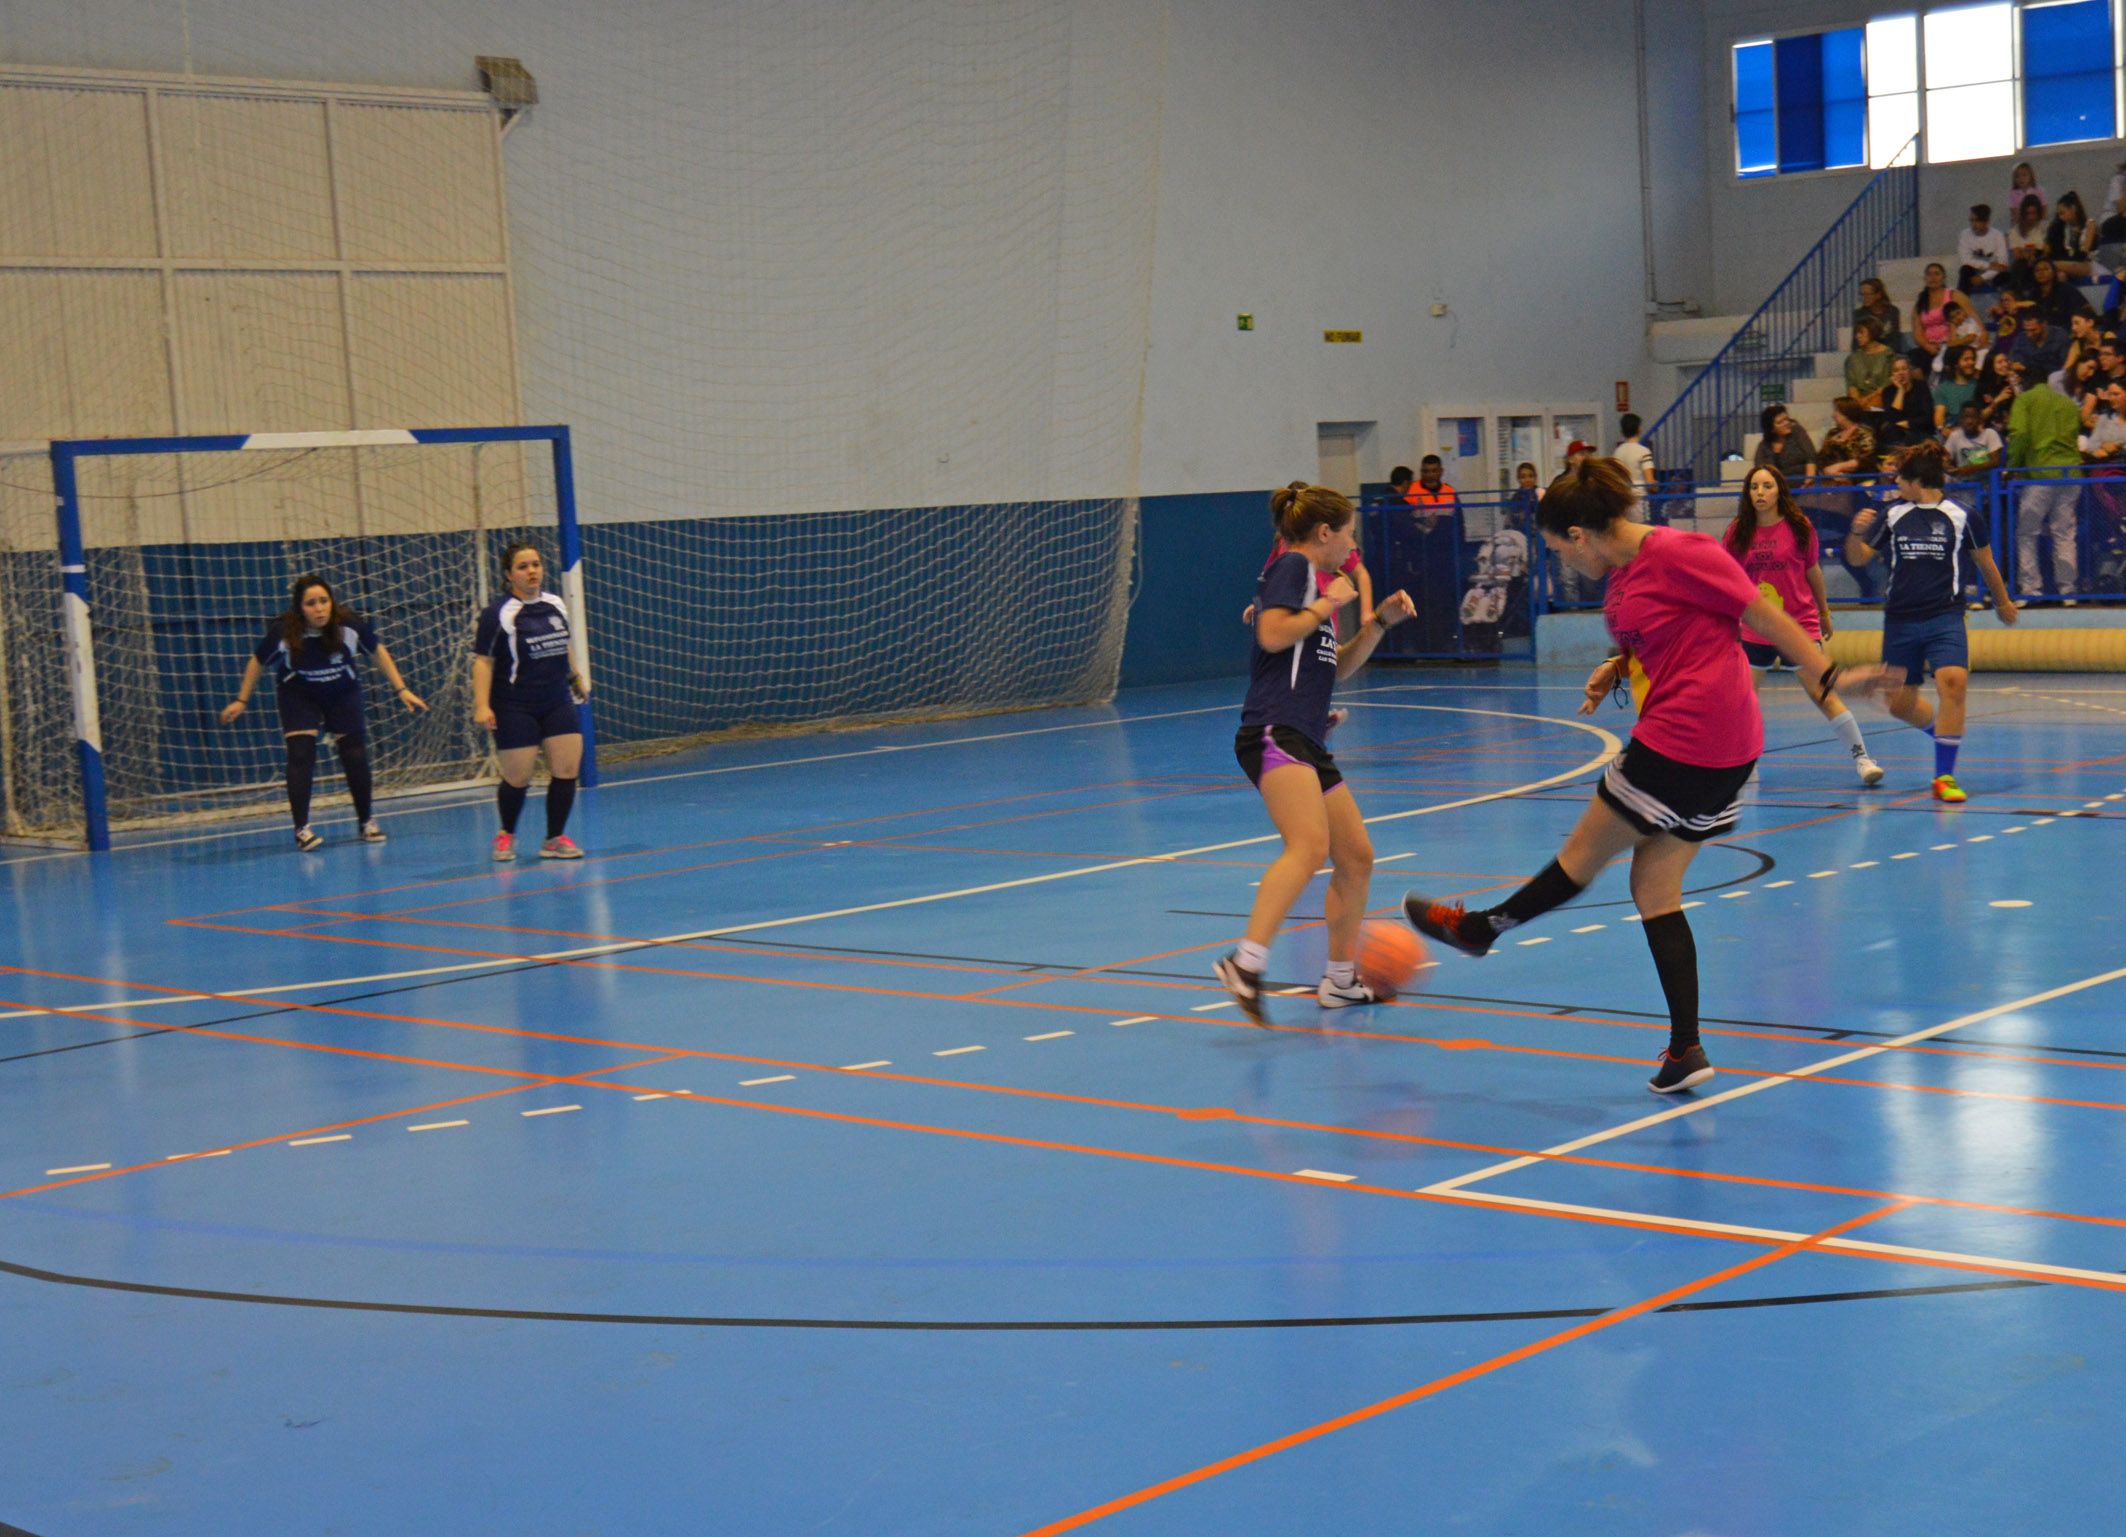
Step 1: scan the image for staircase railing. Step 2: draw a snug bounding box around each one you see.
[1648,138,1920,486]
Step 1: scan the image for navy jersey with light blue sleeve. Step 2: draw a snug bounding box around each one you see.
[1239,552,1340,746]
[474,592,576,707]
[1871,497,1987,621]
[254,619,379,698]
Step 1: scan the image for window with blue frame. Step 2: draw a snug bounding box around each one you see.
[2022,0,2119,147]
[1732,28,1868,176]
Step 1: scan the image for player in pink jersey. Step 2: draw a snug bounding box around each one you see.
[1723,465,1883,786]
[1400,457,1888,1093]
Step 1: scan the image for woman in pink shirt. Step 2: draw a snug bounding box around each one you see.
[1400,458,1886,1093]
[1723,465,1882,786]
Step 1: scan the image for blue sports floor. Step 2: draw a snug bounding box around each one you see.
[2,669,2123,1535]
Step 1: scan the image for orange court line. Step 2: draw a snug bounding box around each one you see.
[1,1051,685,1202]
[157,907,2126,1116]
[1016,1202,1915,1536]
[13,961,2126,1241]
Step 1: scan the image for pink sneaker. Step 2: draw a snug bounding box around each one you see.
[492,831,516,862]
[539,835,583,860]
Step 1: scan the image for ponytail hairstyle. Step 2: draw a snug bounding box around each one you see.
[1534,456,1636,541]
[1269,481,1354,546]
[1898,439,1949,490]
[1726,465,1814,562]
[281,573,359,654]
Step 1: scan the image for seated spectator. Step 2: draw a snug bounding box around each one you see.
[1959,204,2013,294]
[1853,278,1903,355]
[2007,309,2070,384]
[1933,344,1982,427]
[1845,316,1895,408]
[2016,257,2095,327]
[2060,354,2103,407]
[2110,161,2126,221]
[1909,264,1977,376]
[2083,377,2126,463]
[2048,192,2096,281]
[1753,404,1817,481]
[2007,194,2052,290]
[2009,376,2086,600]
[1978,348,2020,431]
[1876,355,1935,452]
[2096,335,2125,391]
[2008,161,2049,216]
[1820,397,1878,478]
[2096,189,2126,288]
[2065,313,2103,373]
[1945,402,2004,473]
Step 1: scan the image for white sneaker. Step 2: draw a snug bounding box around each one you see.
[294,825,323,852]
[360,820,388,842]
[1317,975,1383,1008]
[1855,754,1884,787]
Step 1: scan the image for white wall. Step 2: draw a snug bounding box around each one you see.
[1703,0,2126,314]
[0,0,1711,509]
[1139,0,1710,492]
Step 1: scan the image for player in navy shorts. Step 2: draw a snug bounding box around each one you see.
[1213,481,1414,1024]
[221,573,428,851]
[1844,441,2017,802]
[473,541,590,860]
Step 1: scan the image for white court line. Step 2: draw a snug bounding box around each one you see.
[1,707,1618,1021]
[1024,1031,1074,1042]
[1517,936,1552,946]
[45,1163,110,1175]
[839,1061,891,1071]
[1571,924,1605,933]
[1421,961,2126,1196]
[1294,1169,1357,1183]
[0,704,1249,864]
[1110,1016,1156,1027]
[1191,1001,1236,1011]
[1443,1190,2126,1288]
[1764,880,1794,888]
[930,1047,984,1058]
[407,1120,469,1131]
[738,1075,798,1085]
[288,1134,351,1147]
[521,1104,583,1116]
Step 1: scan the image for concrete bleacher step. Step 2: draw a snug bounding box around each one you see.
[1791,375,1844,403]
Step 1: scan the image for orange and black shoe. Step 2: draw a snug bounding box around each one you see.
[1401,892,1493,957]
[1931,774,1967,804]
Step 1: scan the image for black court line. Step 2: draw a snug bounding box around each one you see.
[1,1520,47,1537]
[0,1254,2042,1330]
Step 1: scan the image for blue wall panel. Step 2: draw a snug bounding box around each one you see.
[1118,490,1270,689]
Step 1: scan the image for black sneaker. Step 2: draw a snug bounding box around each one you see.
[1648,1044,1715,1094]
[1401,892,1494,957]
[1212,952,1268,1025]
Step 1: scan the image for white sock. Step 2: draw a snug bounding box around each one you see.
[1830,709,1868,759]
[1236,939,1270,972]
[1324,959,1356,986]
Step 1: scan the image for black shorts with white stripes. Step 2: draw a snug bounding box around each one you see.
[1596,737,1756,843]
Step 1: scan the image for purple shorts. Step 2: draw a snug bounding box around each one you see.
[1234,724,1344,793]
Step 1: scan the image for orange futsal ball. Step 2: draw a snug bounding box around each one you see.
[1355,919,1428,998]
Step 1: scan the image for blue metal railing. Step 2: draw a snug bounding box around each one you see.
[1648,138,1921,487]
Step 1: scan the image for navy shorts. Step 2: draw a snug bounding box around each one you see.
[1880,612,1968,685]
[494,697,581,750]
[1739,641,1796,672]
[1234,723,1344,794]
[277,683,365,738]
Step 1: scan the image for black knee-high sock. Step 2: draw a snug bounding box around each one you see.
[285,734,319,828]
[337,735,374,823]
[1474,858,1587,937]
[545,777,577,839]
[497,780,528,834]
[1641,910,1700,1053]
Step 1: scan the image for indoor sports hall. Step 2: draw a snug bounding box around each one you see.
[3,2,2125,1534]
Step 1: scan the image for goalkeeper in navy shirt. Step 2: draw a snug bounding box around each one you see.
[473,541,590,860]
[221,574,427,851]
[1214,481,1415,1024]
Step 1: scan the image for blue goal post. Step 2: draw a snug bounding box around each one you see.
[49,424,592,852]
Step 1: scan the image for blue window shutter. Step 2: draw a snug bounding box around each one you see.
[2023,0,2117,147]
[1822,28,1866,169]
[1735,42,1778,176]
[1775,34,1827,172]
